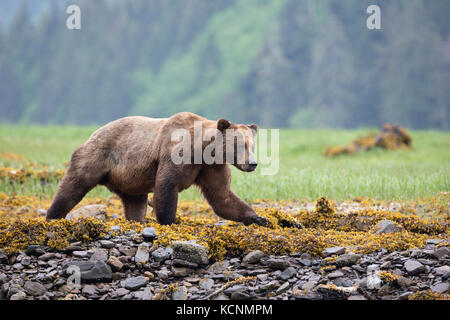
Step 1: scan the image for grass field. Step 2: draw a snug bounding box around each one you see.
[0,125,449,201]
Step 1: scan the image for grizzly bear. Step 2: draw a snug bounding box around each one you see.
[46,112,268,227]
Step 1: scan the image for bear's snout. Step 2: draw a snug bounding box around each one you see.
[248,160,258,171]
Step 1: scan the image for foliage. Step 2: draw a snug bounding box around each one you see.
[0,0,449,129]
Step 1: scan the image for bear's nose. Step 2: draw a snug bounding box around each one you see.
[248,160,258,169]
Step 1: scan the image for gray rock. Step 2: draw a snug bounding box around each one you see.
[172,259,198,269]
[279,267,297,280]
[38,252,55,261]
[301,281,316,290]
[213,293,229,300]
[199,278,214,291]
[430,282,449,294]
[242,250,265,264]
[433,247,450,260]
[24,281,46,296]
[142,227,157,241]
[63,261,112,283]
[116,288,130,297]
[333,278,354,287]
[323,247,345,257]
[172,267,193,277]
[256,274,269,282]
[443,271,450,280]
[404,259,425,275]
[21,256,31,266]
[173,286,188,300]
[224,285,246,295]
[231,292,250,300]
[0,273,7,285]
[66,204,107,220]
[110,225,121,232]
[298,259,311,267]
[327,270,344,279]
[89,248,108,262]
[25,245,45,256]
[207,260,229,273]
[99,240,115,249]
[267,258,290,270]
[374,220,403,234]
[336,253,362,267]
[396,292,412,300]
[396,277,413,288]
[155,270,170,280]
[72,250,89,258]
[136,287,153,300]
[171,241,209,265]
[275,282,290,295]
[347,295,367,300]
[151,247,172,262]
[434,265,450,276]
[10,291,27,300]
[82,284,97,296]
[135,243,150,264]
[122,276,148,291]
[0,253,8,264]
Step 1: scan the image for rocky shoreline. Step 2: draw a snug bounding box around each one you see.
[1,228,448,301]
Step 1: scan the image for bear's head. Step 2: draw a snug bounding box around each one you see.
[217,118,258,172]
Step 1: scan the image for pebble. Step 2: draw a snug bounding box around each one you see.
[336,253,362,267]
[25,245,45,256]
[122,276,148,291]
[24,281,47,296]
[275,282,290,295]
[279,267,297,280]
[172,267,193,277]
[434,265,449,276]
[433,247,449,260]
[171,241,209,265]
[63,261,112,283]
[173,286,188,300]
[301,281,316,290]
[89,248,108,262]
[135,243,150,264]
[199,278,214,291]
[404,259,425,275]
[151,247,172,262]
[99,240,115,249]
[142,227,157,241]
[231,292,250,300]
[242,250,265,264]
[107,256,123,271]
[267,258,290,270]
[430,282,449,294]
[66,204,107,220]
[327,270,344,279]
[374,220,403,234]
[10,291,27,300]
[323,247,345,257]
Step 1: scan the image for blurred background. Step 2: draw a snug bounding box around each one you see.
[0,0,449,129]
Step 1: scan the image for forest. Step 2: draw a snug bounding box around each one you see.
[0,0,449,129]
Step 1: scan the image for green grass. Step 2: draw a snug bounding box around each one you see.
[0,125,449,201]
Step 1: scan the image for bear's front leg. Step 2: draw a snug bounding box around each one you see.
[153,167,179,225]
[196,166,269,227]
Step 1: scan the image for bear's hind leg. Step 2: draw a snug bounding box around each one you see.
[119,193,148,223]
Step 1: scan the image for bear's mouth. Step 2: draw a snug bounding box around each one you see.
[237,163,257,172]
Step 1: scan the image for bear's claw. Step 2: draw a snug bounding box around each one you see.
[243,215,269,227]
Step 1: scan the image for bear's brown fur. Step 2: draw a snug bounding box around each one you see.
[46,112,268,226]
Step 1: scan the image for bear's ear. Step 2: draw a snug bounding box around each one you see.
[217,118,231,132]
[248,124,258,135]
